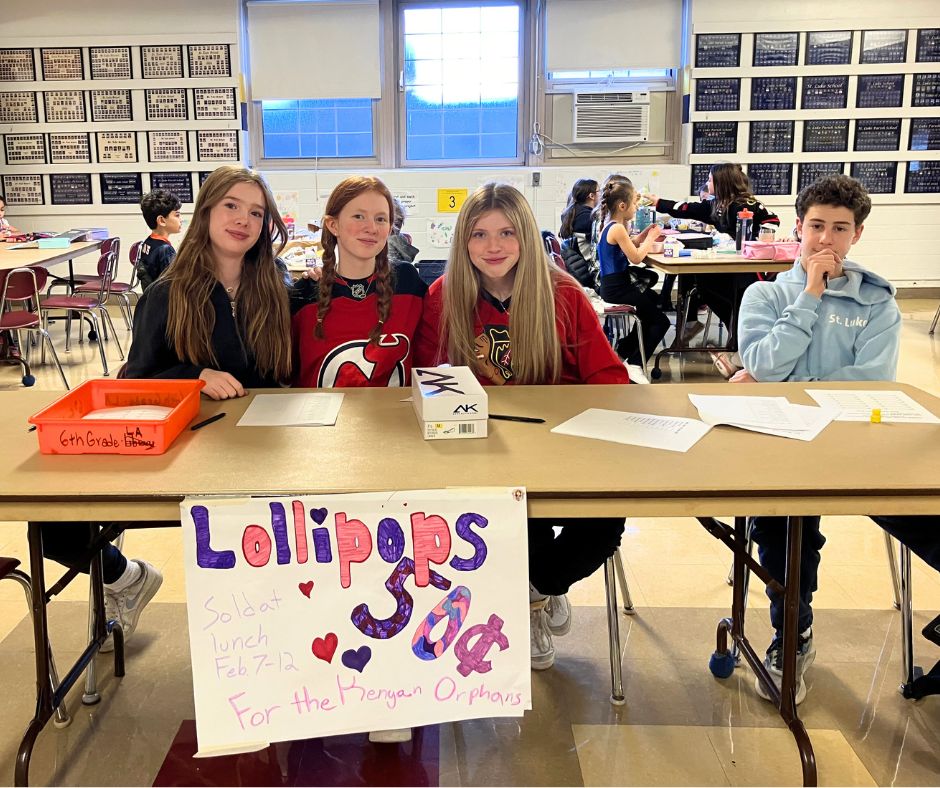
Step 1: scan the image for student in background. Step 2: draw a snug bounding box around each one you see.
[596,179,671,367]
[558,178,599,289]
[414,182,628,672]
[645,163,780,374]
[0,194,17,237]
[291,177,425,388]
[732,175,939,703]
[136,189,182,291]
[125,165,292,397]
[386,197,420,266]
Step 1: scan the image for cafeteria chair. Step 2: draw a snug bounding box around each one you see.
[930,303,939,335]
[46,237,120,296]
[0,267,69,389]
[41,245,125,376]
[602,304,648,375]
[603,546,637,706]
[541,231,567,271]
[74,239,139,331]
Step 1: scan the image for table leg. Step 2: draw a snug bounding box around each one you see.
[604,557,625,705]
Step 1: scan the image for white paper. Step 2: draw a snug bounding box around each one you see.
[689,394,836,442]
[236,393,344,427]
[805,390,940,423]
[83,405,173,421]
[551,408,711,453]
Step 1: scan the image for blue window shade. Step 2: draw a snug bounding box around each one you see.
[403,4,520,162]
[261,99,373,159]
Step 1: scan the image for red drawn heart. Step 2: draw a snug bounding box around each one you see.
[312,633,338,663]
[298,581,314,598]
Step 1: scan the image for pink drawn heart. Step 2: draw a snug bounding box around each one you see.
[312,633,338,663]
[298,581,314,598]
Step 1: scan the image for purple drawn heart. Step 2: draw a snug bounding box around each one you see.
[341,646,372,673]
[310,508,328,525]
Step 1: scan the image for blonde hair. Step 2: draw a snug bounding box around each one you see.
[163,165,291,382]
[442,183,562,384]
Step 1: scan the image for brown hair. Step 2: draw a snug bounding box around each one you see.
[559,178,598,238]
[597,178,637,229]
[442,183,562,384]
[795,174,871,225]
[709,162,754,215]
[163,165,291,382]
[316,176,394,344]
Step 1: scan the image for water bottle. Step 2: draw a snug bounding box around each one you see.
[634,205,653,232]
[735,209,754,251]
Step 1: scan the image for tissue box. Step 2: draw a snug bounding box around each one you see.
[412,365,488,440]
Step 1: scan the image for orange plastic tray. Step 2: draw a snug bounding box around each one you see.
[28,378,205,455]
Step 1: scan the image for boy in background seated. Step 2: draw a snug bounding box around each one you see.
[136,189,182,290]
[733,174,940,704]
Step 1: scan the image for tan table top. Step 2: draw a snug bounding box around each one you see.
[1,382,938,521]
[0,240,102,272]
[645,252,794,275]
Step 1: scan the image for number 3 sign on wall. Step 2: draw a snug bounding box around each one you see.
[437,188,468,213]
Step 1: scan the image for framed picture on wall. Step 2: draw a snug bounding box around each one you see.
[753,33,799,67]
[141,45,184,79]
[801,76,848,110]
[148,130,189,162]
[50,173,93,205]
[90,89,133,122]
[856,74,905,108]
[145,88,188,121]
[853,119,902,152]
[912,73,940,107]
[89,47,132,79]
[49,132,92,164]
[198,171,214,187]
[802,120,849,152]
[860,30,908,64]
[40,48,83,80]
[2,174,44,205]
[904,160,940,193]
[150,172,194,203]
[99,173,143,204]
[805,31,852,65]
[197,130,239,161]
[910,118,940,151]
[695,34,741,68]
[798,162,845,192]
[695,78,740,112]
[187,44,231,77]
[751,77,797,111]
[43,90,86,123]
[0,92,38,124]
[915,29,940,62]
[746,163,793,195]
[96,131,138,163]
[748,120,794,154]
[692,122,738,154]
[3,134,46,165]
[690,163,712,196]
[0,49,36,82]
[850,161,897,193]
[194,87,237,120]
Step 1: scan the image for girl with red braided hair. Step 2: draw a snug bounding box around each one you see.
[291,176,426,387]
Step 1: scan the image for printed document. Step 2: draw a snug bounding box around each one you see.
[805,390,940,423]
[237,393,344,427]
[689,394,836,441]
[551,409,711,453]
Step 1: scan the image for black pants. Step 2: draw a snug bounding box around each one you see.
[692,272,758,347]
[528,518,624,596]
[600,274,672,367]
[36,522,127,585]
[751,515,940,636]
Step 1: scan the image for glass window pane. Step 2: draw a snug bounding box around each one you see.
[337,107,372,133]
[443,107,482,134]
[483,32,519,54]
[481,132,516,157]
[408,135,444,160]
[263,109,298,134]
[315,109,336,133]
[480,82,517,102]
[442,7,480,33]
[443,134,481,158]
[411,59,444,87]
[264,134,300,158]
[403,8,441,34]
[482,5,519,31]
[338,133,373,157]
[407,86,443,110]
[442,58,481,86]
[481,57,518,84]
[264,100,298,110]
[443,83,481,106]
[441,32,481,59]
[408,109,443,135]
[405,33,442,61]
[261,100,373,159]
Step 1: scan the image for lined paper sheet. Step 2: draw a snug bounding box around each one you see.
[551,409,712,453]
[689,394,837,441]
[805,390,940,423]
[236,393,344,427]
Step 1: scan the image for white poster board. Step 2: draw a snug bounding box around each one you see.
[181,488,531,756]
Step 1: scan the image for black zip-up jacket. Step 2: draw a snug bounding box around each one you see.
[124,278,282,387]
[654,196,780,240]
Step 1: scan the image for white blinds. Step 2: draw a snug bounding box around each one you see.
[247,1,381,100]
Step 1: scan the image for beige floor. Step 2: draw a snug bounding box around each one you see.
[0,299,938,786]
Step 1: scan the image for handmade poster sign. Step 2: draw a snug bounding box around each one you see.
[180,489,531,755]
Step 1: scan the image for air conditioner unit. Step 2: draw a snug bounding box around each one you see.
[572,91,650,143]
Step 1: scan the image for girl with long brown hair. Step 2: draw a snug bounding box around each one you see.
[413,182,627,672]
[125,165,292,398]
[291,176,426,387]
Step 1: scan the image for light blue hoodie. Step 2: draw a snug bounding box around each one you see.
[738,259,901,382]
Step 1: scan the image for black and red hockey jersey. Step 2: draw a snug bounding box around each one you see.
[290,262,426,388]
[414,274,628,385]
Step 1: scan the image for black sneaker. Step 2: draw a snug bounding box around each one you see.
[923,613,940,648]
[754,627,815,705]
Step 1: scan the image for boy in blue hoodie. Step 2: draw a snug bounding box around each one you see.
[734,175,940,704]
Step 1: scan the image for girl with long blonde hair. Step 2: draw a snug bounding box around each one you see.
[413,182,628,671]
[125,165,292,398]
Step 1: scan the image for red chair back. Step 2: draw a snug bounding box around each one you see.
[96,237,121,277]
[541,230,566,271]
[0,267,47,306]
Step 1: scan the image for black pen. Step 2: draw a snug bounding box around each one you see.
[489,414,545,424]
[191,412,226,431]
[27,425,37,432]
[822,272,829,289]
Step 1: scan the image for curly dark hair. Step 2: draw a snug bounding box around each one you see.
[795,175,871,226]
[140,189,182,230]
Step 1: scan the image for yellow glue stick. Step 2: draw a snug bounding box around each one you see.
[870,408,882,423]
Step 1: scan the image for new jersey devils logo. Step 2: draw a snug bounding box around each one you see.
[317,333,411,387]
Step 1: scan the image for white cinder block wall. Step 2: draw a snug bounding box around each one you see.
[4,0,937,287]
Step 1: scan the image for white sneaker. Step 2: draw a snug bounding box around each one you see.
[369,728,412,743]
[755,628,815,706]
[530,599,555,670]
[544,594,571,636]
[101,560,163,653]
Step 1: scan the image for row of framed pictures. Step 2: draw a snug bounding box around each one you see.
[689,160,940,196]
[0,87,237,123]
[0,45,231,82]
[695,29,940,68]
[695,73,940,112]
[1,171,210,206]
[693,118,940,155]
[2,130,240,165]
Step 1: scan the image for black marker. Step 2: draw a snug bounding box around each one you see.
[191,412,226,431]
[823,272,829,289]
[27,425,37,432]
[489,414,545,424]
